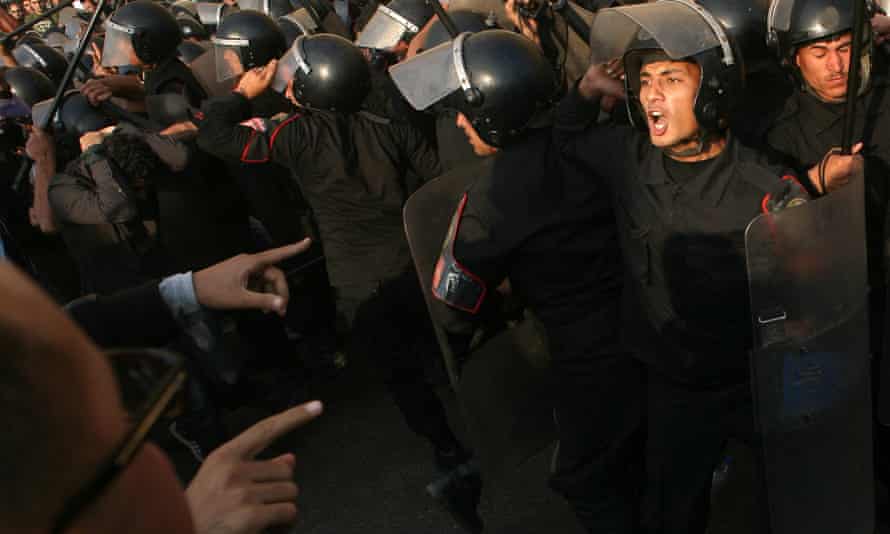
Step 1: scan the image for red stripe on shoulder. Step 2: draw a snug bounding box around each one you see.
[239,114,303,164]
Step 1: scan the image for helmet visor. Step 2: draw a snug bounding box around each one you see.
[281,8,320,35]
[767,0,794,34]
[271,37,309,93]
[239,0,270,13]
[102,20,138,67]
[30,97,56,129]
[356,5,415,50]
[589,0,728,65]
[196,2,224,25]
[212,37,249,81]
[388,37,460,110]
[12,44,47,70]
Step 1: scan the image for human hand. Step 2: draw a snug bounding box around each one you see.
[186,401,324,534]
[235,59,278,101]
[80,77,114,106]
[505,0,540,45]
[25,127,54,161]
[160,120,199,139]
[808,142,864,194]
[578,58,625,101]
[79,125,116,152]
[192,239,311,316]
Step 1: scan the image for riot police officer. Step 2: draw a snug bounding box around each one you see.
[94,0,207,106]
[392,28,644,533]
[551,0,862,530]
[763,0,890,485]
[196,34,484,527]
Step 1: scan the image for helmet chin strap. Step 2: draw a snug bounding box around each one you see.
[665,128,712,158]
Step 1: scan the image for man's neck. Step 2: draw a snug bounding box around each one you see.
[665,134,727,163]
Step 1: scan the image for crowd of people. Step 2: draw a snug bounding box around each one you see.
[1,0,890,532]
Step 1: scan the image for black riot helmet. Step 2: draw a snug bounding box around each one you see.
[103,1,184,67]
[589,0,743,137]
[767,0,872,90]
[271,33,371,112]
[390,29,557,147]
[212,10,288,81]
[11,42,68,85]
[178,14,212,41]
[238,0,298,19]
[2,67,56,108]
[356,0,435,51]
[417,9,500,53]
[31,91,116,136]
[696,0,772,72]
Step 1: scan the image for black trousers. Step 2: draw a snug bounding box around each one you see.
[641,370,758,534]
[546,310,645,534]
[337,270,458,451]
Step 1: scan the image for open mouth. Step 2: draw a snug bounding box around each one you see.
[648,109,668,137]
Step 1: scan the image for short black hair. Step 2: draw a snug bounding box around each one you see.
[101,132,162,181]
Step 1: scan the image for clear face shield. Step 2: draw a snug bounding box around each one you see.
[196,2,225,25]
[356,4,419,51]
[12,44,48,70]
[102,19,139,67]
[271,36,312,93]
[388,33,469,110]
[280,8,320,36]
[588,0,734,130]
[211,37,251,81]
[238,0,271,13]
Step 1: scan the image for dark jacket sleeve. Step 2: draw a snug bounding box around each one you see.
[553,84,634,179]
[197,92,305,169]
[67,281,181,348]
[48,154,139,225]
[400,122,441,181]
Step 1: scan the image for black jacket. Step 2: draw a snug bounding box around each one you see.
[432,128,625,363]
[555,87,809,385]
[197,92,441,289]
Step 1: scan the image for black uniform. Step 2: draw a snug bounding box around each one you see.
[764,75,890,481]
[432,128,643,533]
[196,92,462,451]
[555,87,809,534]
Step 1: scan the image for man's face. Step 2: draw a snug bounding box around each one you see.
[8,3,21,18]
[22,0,34,14]
[795,33,852,103]
[0,263,195,534]
[455,112,498,157]
[638,59,702,150]
[640,61,701,149]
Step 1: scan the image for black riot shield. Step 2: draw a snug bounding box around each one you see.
[745,173,874,534]
[403,169,555,483]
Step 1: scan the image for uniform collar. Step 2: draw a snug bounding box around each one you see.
[774,75,889,134]
[641,134,737,207]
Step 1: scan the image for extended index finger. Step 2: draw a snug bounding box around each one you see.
[219,400,323,459]
[254,238,312,266]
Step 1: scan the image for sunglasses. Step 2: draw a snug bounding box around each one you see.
[50,348,188,534]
